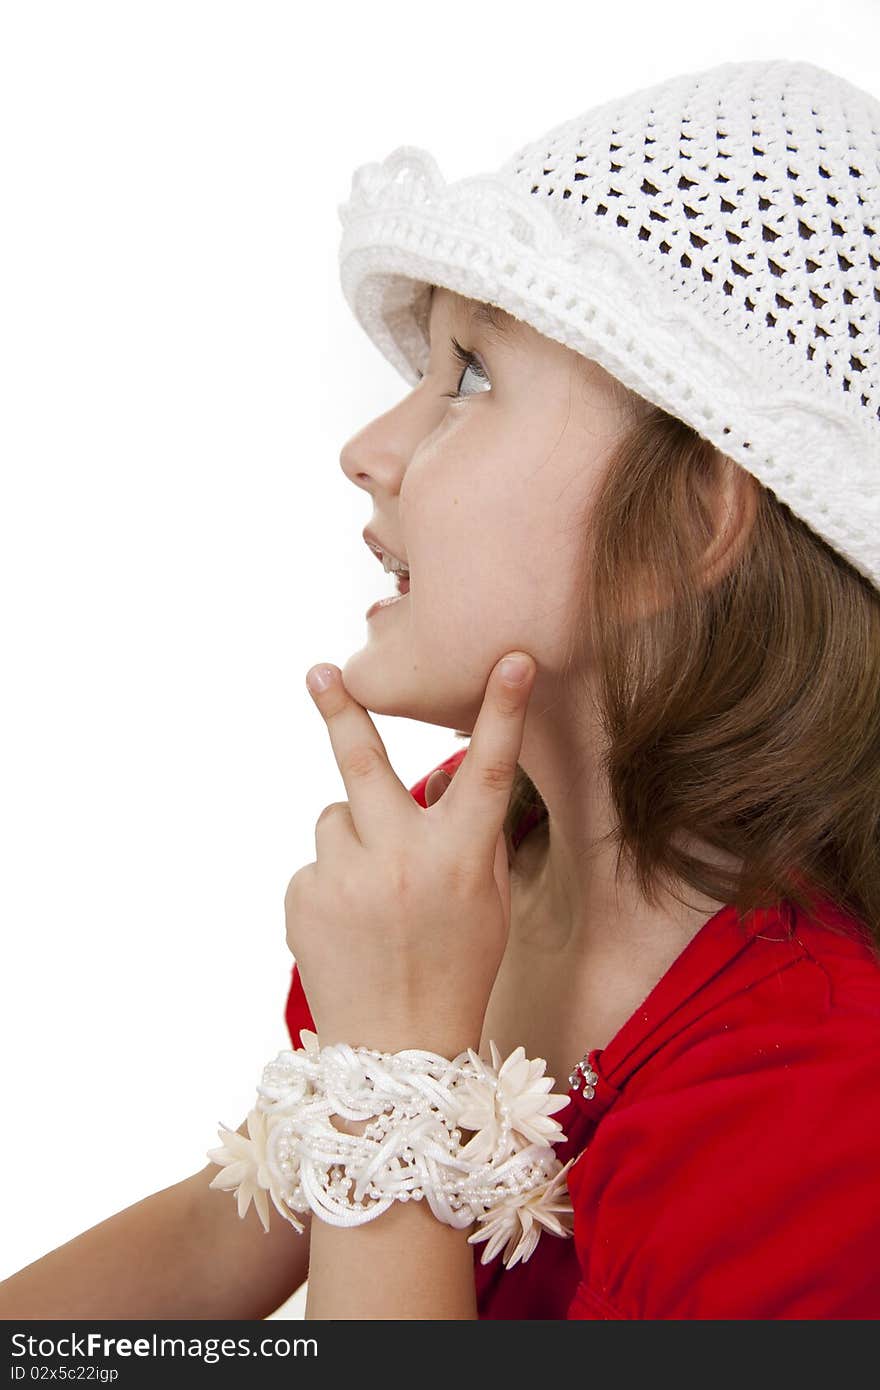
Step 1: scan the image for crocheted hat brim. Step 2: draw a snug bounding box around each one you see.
[337,144,878,592]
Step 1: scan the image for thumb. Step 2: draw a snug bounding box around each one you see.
[424,769,453,807]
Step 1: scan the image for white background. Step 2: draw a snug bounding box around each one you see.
[1,0,877,1321]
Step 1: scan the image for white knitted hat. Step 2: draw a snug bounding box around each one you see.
[337,58,880,594]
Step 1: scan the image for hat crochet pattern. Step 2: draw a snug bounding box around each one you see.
[336,58,880,594]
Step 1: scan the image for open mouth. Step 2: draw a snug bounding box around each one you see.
[363,530,411,618]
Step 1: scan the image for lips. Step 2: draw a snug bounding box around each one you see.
[363,527,409,569]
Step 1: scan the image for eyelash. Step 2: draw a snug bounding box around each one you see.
[416,338,489,399]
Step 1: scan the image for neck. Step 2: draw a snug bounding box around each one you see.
[510,807,734,969]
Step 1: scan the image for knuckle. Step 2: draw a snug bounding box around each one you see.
[340,744,384,781]
[479,758,515,796]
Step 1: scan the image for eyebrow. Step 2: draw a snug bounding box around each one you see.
[425,285,520,348]
[468,301,519,344]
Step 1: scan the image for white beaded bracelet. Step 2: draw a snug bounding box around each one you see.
[206,1030,577,1269]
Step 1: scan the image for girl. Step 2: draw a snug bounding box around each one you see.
[274,55,880,1319]
[3,56,878,1324]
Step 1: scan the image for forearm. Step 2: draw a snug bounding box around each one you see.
[306,1193,478,1320]
[189,1147,313,1320]
[0,1119,311,1320]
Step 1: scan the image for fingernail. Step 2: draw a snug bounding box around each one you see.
[306,665,335,694]
[499,655,530,684]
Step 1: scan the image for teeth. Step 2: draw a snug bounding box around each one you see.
[381,552,410,576]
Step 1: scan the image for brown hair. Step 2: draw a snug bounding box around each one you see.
[454,358,880,958]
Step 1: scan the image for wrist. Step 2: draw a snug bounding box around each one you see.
[317,1030,483,1059]
[207,1032,576,1272]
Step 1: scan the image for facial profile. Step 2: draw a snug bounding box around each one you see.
[339,284,636,732]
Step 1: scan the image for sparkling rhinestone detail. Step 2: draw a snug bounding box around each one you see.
[569,1055,599,1098]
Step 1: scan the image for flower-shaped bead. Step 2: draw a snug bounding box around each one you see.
[206,1106,305,1235]
[453,1042,569,1164]
[468,1155,577,1268]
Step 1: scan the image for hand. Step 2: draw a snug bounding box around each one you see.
[284,653,537,1058]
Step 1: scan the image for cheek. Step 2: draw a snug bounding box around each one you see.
[403,425,588,663]
[406,469,518,609]
[408,502,578,669]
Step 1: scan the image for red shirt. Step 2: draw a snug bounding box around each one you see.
[284,746,880,1319]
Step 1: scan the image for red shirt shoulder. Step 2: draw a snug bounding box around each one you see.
[567,914,880,1320]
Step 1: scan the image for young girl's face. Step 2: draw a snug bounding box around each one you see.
[340,285,631,732]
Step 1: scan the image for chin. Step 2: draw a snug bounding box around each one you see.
[338,652,404,713]
[339,656,385,709]
[340,650,482,732]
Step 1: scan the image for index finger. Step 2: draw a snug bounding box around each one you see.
[305,663,416,841]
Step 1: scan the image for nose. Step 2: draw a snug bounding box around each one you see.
[338,397,418,495]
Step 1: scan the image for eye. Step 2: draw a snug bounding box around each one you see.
[443,338,491,401]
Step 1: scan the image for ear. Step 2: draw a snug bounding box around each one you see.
[697,451,760,591]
